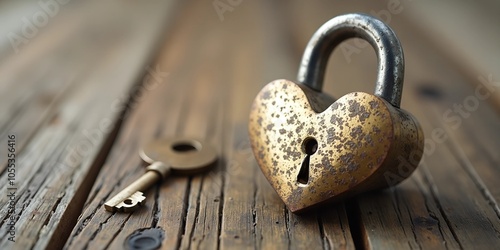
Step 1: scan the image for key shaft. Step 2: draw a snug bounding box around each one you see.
[104,162,170,212]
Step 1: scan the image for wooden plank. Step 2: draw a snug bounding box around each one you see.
[0,1,181,249]
[390,6,500,249]
[351,2,500,249]
[0,1,81,62]
[2,0,497,248]
[66,1,220,249]
[216,1,354,249]
[437,99,500,213]
[254,169,290,249]
[287,0,500,249]
[0,0,103,172]
[68,1,356,249]
[404,39,500,249]
[406,0,500,110]
[178,25,229,250]
[218,1,289,249]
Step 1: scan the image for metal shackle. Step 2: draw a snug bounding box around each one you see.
[297,13,404,108]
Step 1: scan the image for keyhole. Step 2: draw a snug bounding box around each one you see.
[297,137,318,185]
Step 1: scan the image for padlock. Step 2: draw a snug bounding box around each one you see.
[248,13,424,213]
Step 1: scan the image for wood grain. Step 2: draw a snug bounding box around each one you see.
[2,0,500,249]
[287,0,500,249]
[0,0,181,249]
[67,1,355,249]
[406,0,500,111]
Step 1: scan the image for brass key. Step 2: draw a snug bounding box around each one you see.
[104,137,217,212]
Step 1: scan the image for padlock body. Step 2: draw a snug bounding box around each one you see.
[249,79,424,213]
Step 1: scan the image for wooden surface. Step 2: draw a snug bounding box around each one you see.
[1,0,500,249]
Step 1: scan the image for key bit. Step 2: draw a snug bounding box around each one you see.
[113,191,146,212]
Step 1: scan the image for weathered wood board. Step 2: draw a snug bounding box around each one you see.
[0,0,181,249]
[1,0,499,249]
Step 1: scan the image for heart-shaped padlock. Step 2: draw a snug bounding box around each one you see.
[249,13,424,213]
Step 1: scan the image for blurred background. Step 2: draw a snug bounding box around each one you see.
[1,0,499,101]
[1,0,499,98]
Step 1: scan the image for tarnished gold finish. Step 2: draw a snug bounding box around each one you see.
[140,137,218,175]
[248,14,424,213]
[249,80,424,213]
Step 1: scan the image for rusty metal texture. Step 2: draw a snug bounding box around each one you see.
[297,13,404,108]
